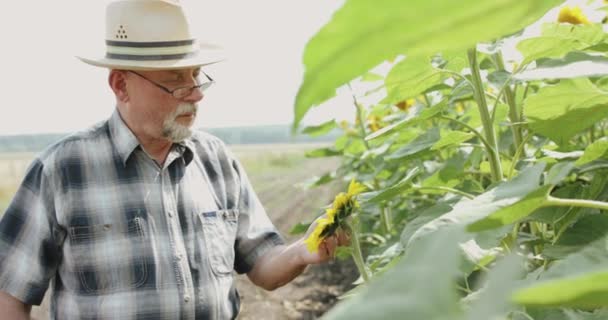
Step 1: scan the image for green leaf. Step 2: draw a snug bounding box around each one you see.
[513,236,608,308]
[305,147,342,158]
[487,70,511,89]
[361,168,420,203]
[431,130,475,150]
[576,138,608,166]
[335,246,354,260]
[294,0,562,129]
[466,185,552,232]
[545,161,575,186]
[523,78,608,145]
[382,56,443,105]
[556,214,608,248]
[449,79,475,104]
[516,51,608,81]
[466,255,525,320]
[386,128,440,160]
[400,204,453,246]
[463,103,508,129]
[365,101,447,141]
[422,153,467,188]
[289,222,312,235]
[410,163,546,243]
[301,119,338,137]
[542,149,583,161]
[517,23,605,67]
[322,227,466,320]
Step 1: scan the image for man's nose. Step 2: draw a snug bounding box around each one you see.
[183,87,204,103]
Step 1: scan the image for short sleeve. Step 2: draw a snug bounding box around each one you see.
[0,159,62,305]
[229,155,285,274]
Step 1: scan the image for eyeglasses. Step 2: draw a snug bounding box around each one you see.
[128,70,214,99]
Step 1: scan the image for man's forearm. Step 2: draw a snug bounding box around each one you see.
[246,240,308,291]
[0,291,31,320]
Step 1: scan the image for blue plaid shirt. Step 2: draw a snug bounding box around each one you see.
[0,111,284,319]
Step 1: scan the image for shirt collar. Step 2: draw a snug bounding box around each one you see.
[109,109,195,166]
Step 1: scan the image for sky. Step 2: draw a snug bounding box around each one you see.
[0,0,355,135]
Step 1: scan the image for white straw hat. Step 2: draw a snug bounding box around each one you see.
[77,0,224,70]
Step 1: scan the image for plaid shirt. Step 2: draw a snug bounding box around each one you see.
[0,111,284,320]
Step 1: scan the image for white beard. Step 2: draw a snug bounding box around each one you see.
[162,103,197,142]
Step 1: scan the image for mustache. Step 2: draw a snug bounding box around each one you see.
[172,103,197,118]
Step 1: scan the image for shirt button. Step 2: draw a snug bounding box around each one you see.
[176,253,183,261]
[168,211,174,218]
[184,295,190,303]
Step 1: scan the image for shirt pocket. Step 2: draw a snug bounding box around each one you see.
[198,209,239,276]
[67,216,149,294]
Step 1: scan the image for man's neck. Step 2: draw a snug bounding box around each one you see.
[117,108,173,166]
[137,135,173,166]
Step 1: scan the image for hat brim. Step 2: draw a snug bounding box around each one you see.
[76,46,225,70]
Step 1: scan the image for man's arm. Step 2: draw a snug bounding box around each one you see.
[0,291,31,320]
[247,227,345,291]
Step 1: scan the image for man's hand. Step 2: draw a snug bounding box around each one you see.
[297,216,351,265]
[247,215,351,291]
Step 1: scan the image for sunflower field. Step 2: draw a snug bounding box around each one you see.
[293,0,608,319]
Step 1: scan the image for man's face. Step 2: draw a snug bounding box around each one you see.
[124,67,204,142]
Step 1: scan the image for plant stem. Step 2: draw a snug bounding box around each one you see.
[349,85,393,235]
[349,85,372,150]
[468,48,503,182]
[493,52,523,151]
[379,204,393,234]
[545,196,608,211]
[344,220,370,283]
[438,116,495,154]
[508,133,532,179]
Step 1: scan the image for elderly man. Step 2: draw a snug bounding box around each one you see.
[0,1,344,319]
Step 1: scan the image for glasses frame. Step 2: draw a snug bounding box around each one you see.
[127,70,214,99]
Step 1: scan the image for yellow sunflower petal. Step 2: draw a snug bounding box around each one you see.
[304,218,332,253]
[557,6,590,25]
[347,179,366,196]
[333,192,350,210]
[325,207,337,221]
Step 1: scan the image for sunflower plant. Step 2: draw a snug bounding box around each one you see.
[294,0,608,318]
[304,179,370,281]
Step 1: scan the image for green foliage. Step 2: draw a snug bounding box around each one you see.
[301,120,338,137]
[294,0,561,129]
[294,0,608,319]
[524,79,608,145]
[517,23,605,67]
[323,228,466,320]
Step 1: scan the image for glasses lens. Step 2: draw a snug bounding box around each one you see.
[172,80,213,99]
[198,81,213,92]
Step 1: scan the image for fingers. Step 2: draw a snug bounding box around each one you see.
[320,235,338,261]
[336,230,351,247]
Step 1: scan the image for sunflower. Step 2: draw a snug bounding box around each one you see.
[396,99,416,112]
[366,115,384,132]
[304,179,366,253]
[303,217,334,253]
[558,6,590,25]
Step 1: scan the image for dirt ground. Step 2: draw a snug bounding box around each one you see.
[18,147,357,319]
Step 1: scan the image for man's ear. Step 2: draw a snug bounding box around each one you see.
[109,70,129,103]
